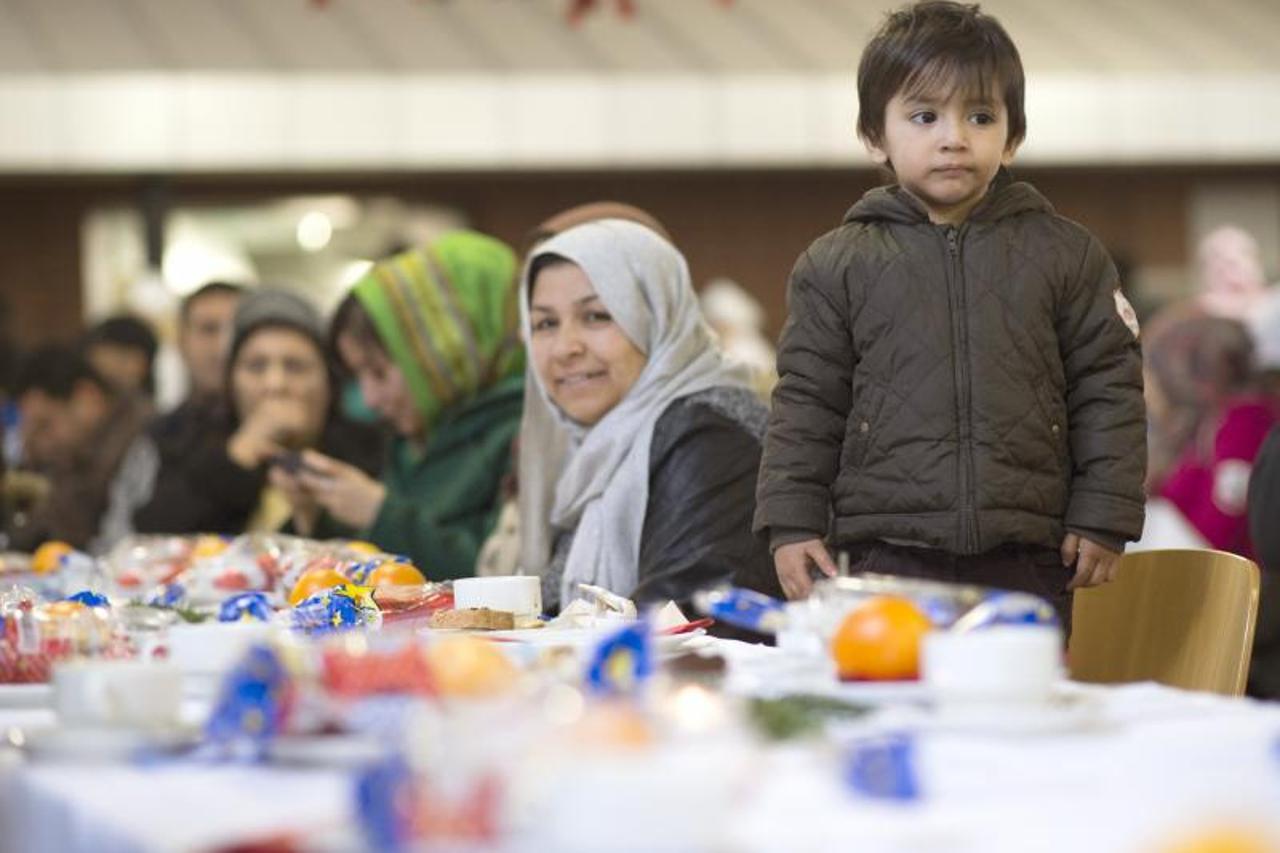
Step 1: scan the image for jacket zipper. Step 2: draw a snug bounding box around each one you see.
[943,225,979,553]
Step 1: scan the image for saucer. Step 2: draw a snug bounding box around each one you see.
[874,690,1103,736]
[0,683,53,709]
[20,723,201,763]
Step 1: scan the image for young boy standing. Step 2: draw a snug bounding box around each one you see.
[753,0,1146,630]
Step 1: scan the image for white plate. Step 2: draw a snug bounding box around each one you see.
[0,683,52,708]
[267,734,387,768]
[20,724,200,762]
[872,691,1103,736]
[424,624,706,654]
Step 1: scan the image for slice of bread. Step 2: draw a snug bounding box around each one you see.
[428,607,515,631]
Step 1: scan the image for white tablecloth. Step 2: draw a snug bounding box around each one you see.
[2,649,1279,853]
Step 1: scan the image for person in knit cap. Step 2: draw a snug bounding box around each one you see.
[280,231,524,580]
[134,288,382,535]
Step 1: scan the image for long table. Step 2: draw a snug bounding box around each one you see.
[2,641,1279,853]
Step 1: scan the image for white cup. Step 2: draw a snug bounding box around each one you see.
[453,576,542,618]
[53,659,182,729]
[166,621,274,676]
[921,626,1063,706]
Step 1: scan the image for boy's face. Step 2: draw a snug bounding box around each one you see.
[867,84,1018,225]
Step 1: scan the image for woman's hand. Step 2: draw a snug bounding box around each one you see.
[1061,533,1121,590]
[267,464,321,536]
[774,538,838,600]
[295,450,387,530]
[227,398,312,469]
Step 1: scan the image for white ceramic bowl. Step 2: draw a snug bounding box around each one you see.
[921,625,1063,706]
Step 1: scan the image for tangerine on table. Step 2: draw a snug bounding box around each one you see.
[425,635,517,697]
[288,567,349,607]
[32,541,74,575]
[345,540,383,556]
[366,561,427,587]
[831,595,933,681]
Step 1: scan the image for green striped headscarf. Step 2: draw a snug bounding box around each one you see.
[352,230,525,431]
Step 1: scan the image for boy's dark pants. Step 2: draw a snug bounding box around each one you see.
[839,541,1076,639]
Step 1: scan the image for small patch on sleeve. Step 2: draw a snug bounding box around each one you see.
[1114,289,1141,338]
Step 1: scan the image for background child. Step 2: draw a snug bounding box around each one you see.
[753,0,1147,631]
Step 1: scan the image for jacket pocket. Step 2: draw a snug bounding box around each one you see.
[1034,385,1070,465]
[841,386,883,472]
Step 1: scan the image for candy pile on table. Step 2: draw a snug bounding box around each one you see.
[0,587,136,683]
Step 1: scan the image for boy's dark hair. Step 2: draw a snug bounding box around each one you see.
[856,1,1026,151]
[13,345,110,401]
[83,314,158,363]
[180,281,245,324]
[82,314,158,395]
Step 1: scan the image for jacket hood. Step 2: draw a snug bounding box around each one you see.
[843,168,1053,226]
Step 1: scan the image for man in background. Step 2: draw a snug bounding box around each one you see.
[5,346,154,552]
[148,281,244,464]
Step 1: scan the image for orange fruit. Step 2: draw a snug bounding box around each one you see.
[1159,827,1274,853]
[44,600,86,619]
[32,541,74,575]
[424,635,517,697]
[288,567,349,607]
[831,595,933,681]
[192,535,230,558]
[366,561,426,587]
[345,540,382,556]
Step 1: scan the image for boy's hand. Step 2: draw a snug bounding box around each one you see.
[1061,533,1121,590]
[774,538,838,600]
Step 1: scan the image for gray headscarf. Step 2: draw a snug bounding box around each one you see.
[516,219,750,606]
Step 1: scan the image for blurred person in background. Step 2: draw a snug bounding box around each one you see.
[147,281,244,484]
[5,346,155,553]
[1138,313,1278,557]
[277,231,524,580]
[81,314,159,401]
[700,276,778,402]
[134,289,382,536]
[1196,225,1269,322]
[519,219,776,616]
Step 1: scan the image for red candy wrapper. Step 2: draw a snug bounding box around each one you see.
[321,641,437,699]
[372,584,454,628]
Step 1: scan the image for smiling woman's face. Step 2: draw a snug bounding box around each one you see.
[528,260,647,427]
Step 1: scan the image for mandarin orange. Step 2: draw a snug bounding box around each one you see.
[366,561,427,587]
[831,595,933,681]
[287,567,349,607]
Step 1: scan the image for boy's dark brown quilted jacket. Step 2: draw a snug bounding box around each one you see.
[755,170,1146,554]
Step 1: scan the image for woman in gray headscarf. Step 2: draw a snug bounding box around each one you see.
[518,219,778,613]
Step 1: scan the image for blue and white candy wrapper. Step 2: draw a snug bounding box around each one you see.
[356,755,415,853]
[950,591,1058,632]
[586,621,653,696]
[844,733,921,802]
[219,591,275,623]
[147,583,186,609]
[693,586,786,634]
[65,590,109,608]
[202,644,293,761]
[285,584,381,635]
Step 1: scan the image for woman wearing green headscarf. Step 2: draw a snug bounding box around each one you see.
[275,231,525,580]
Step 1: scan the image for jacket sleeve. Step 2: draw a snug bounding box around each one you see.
[633,403,781,610]
[753,247,854,539]
[1056,234,1147,543]
[1249,426,1280,574]
[133,438,263,535]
